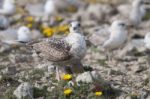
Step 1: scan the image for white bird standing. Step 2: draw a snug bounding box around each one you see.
[0,26,41,45]
[26,0,56,17]
[103,20,127,60]
[28,21,86,80]
[129,0,146,26]
[0,26,42,52]
[116,0,146,27]
[0,0,16,15]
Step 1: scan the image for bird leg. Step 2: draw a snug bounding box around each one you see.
[106,51,112,62]
[55,67,61,81]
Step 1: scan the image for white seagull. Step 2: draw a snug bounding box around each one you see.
[103,20,128,60]
[28,21,86,80]
[129,0,146,26]
[0,26,42,45]
[26,0,56,17]
[0,0,16,15]
[116,0,146,27]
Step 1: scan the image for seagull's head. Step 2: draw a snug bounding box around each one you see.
[17,26,31,43]
[110,20,127,31]
[132,0,144,7]
[69,21,82,33]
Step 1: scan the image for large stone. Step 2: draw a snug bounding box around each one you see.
[76,71,104,83]
[13,82,33,99]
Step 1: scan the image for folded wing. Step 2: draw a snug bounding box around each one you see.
[31,38,71,62]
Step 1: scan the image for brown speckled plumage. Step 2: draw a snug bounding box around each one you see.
[27,21,86,74]
[31,37,71,62]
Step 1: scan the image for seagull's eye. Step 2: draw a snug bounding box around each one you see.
[119,23,126,27]
[78,23,81,27]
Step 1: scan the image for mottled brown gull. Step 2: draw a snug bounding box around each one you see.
[28,21,87,80]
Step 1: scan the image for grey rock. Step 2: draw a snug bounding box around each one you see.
[76,71,104,83]
[13,82,33,99]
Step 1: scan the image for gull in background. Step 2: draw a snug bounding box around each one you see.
[115,0,146,27]
[28,21,86,80]
[0,26,42,52]
[0,0,16,15]
[103,20,128,60]
[0,26,42,44]
[26,0,56,17]
[0,15,9,29]
[129,0,146,26]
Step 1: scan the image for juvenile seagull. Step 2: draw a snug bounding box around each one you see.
[26,0,56,17]
[29,21,86,80]
[0,0,16,15]
[117,0,146,26]
[103,20,127,60]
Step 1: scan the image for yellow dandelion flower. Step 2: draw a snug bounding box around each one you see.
[63,74,72,80]
[95,91,102,96]
[26,24,33,28]
[25,16,34,22]
[52,27,58,33]
[58,25,69,33]
[43,28,54,37]
[64,88,72,96]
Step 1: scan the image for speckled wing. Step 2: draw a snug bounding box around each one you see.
[31,38,71,62]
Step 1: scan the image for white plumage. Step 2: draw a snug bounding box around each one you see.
[17,26,32,43]
[65,21,86,59]
[117,0,146,26]
[0,0,16,15]
[26,0,56,17]
[103,20,127,50]
[0,26,42,45]
[129,0,146,26]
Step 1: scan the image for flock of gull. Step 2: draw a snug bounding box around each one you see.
[0,0,149,80]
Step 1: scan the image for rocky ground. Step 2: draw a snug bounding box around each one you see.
[0,0,150,99]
